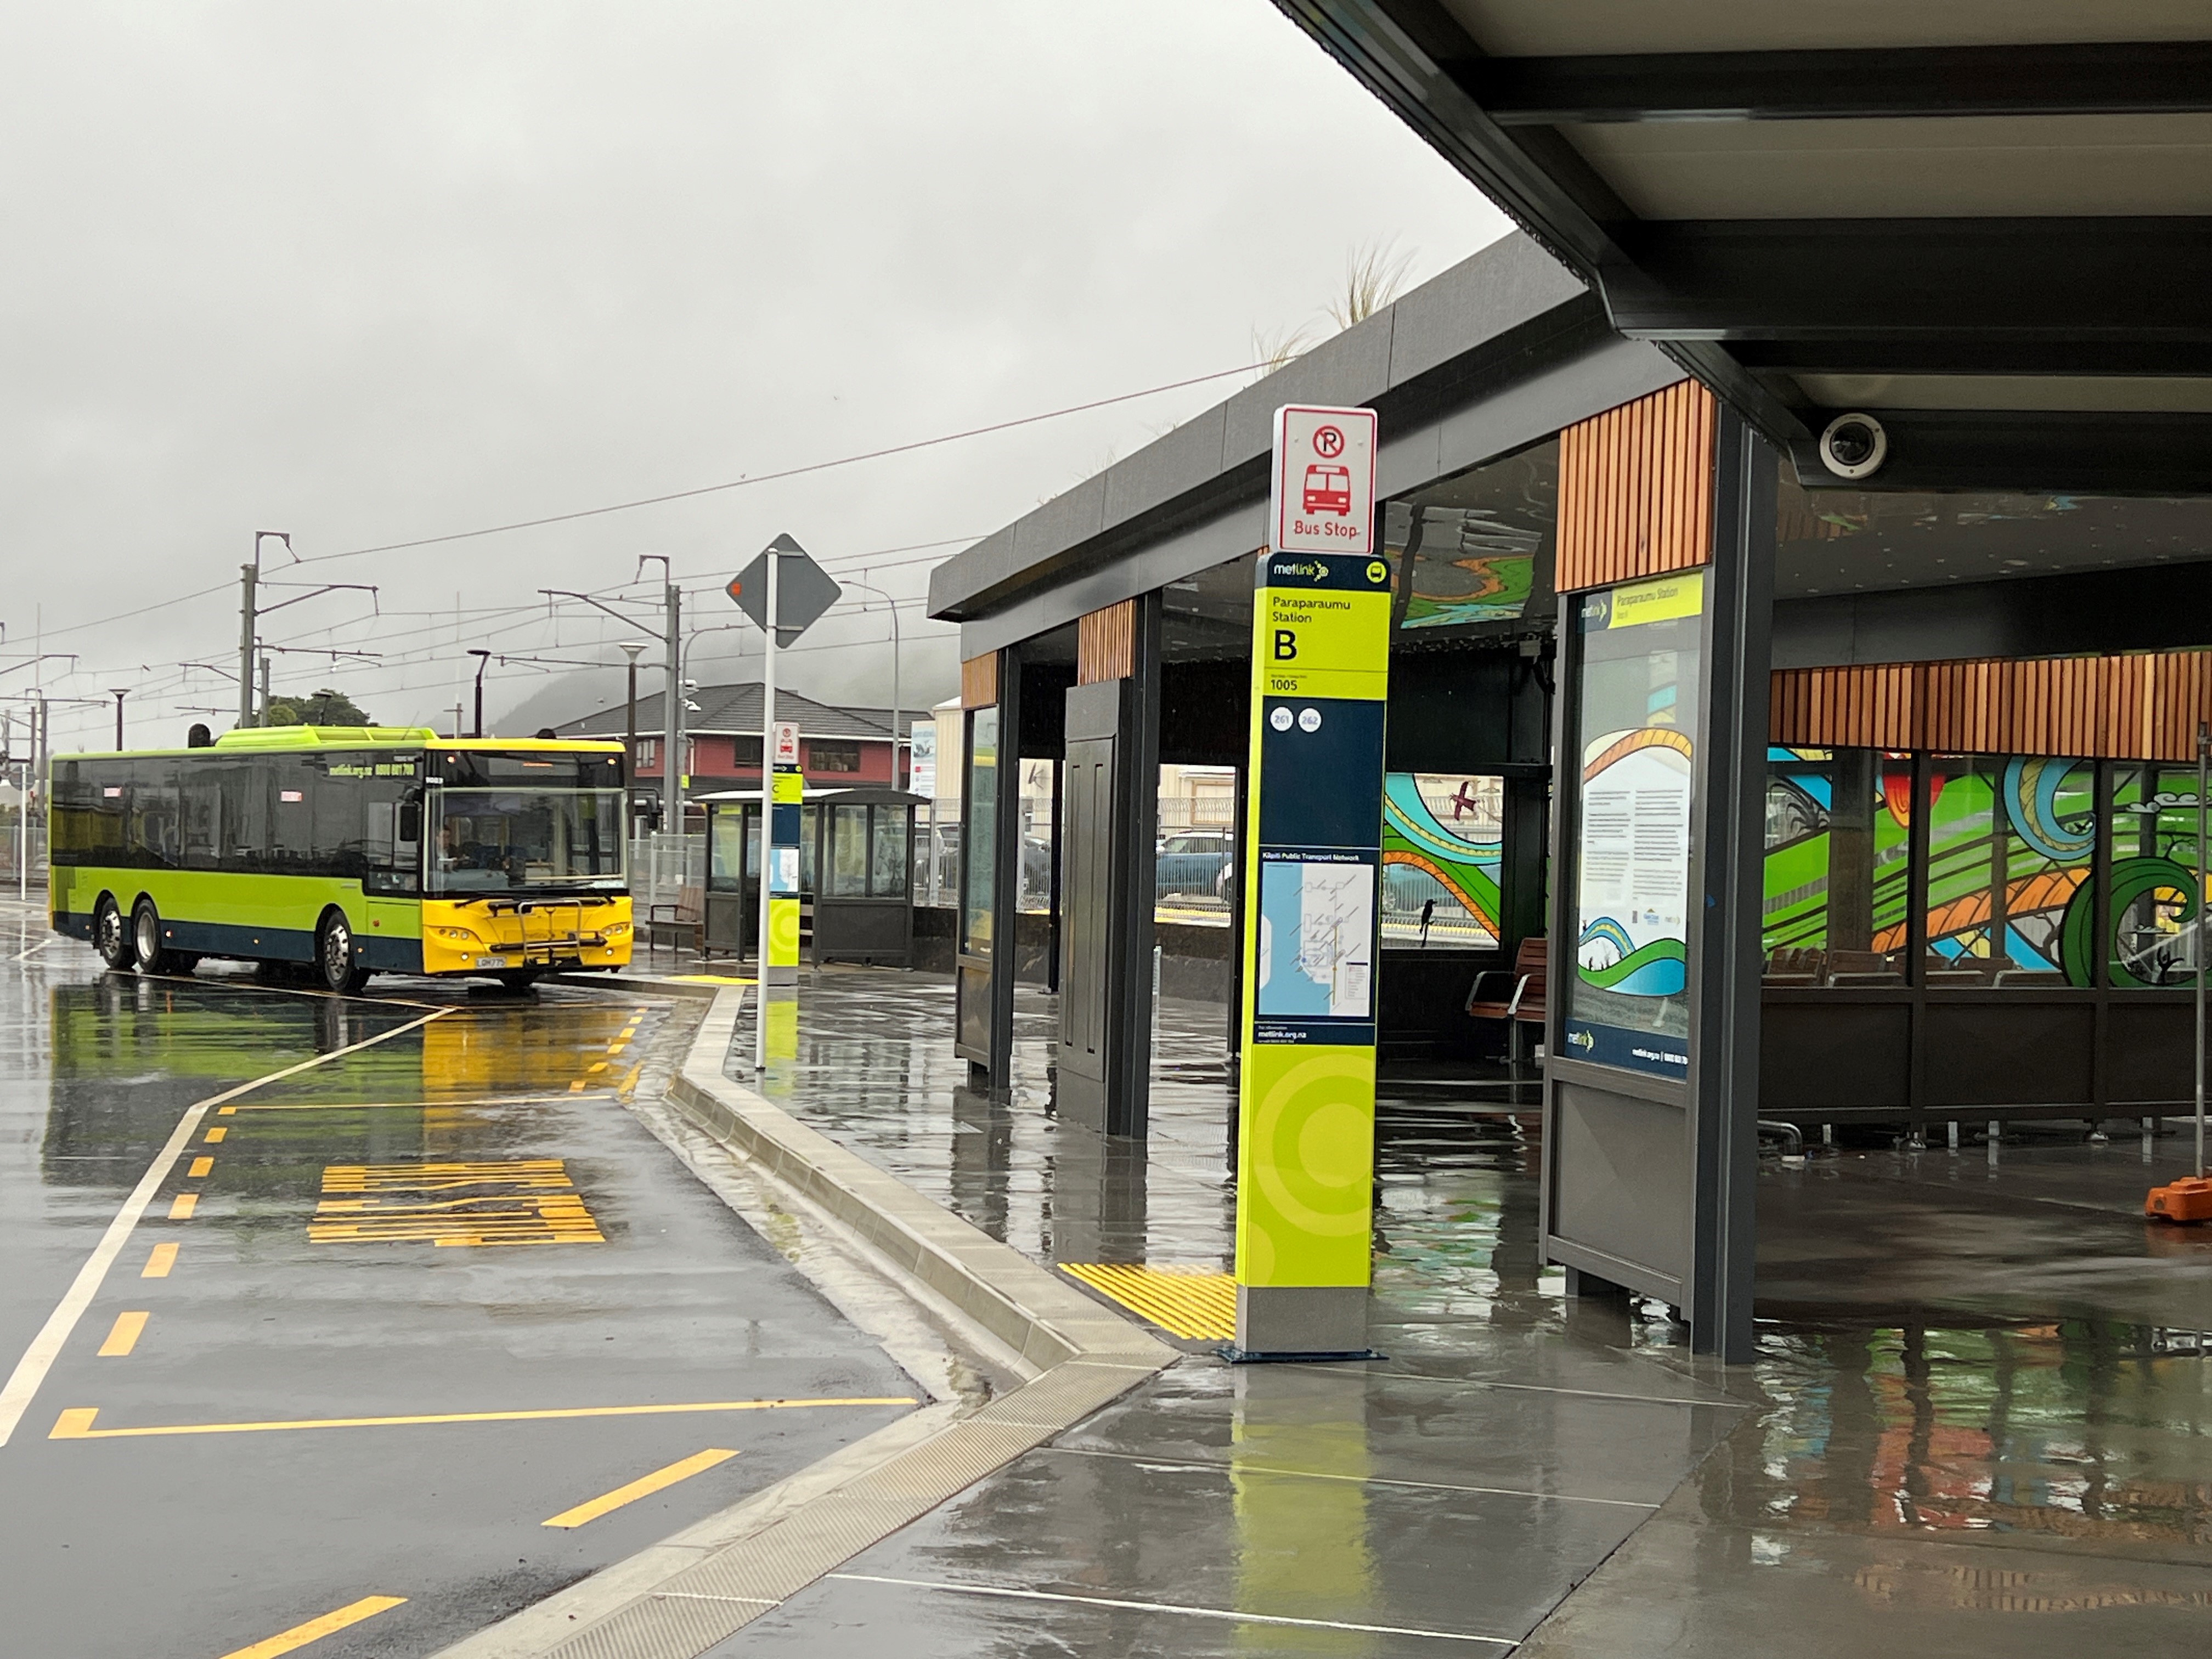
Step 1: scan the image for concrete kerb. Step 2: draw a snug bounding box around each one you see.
[432,981,1175,1659]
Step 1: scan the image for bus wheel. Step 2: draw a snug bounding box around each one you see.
[494,969,542,995]
[317,912,371,996]
[131,900,173,974]
[94,898,132,972]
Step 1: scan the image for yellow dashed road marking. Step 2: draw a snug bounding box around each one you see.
[188,1156,214,1178]
[50,1396,916,1440]
[168,1193,198,1221]
[204,1126,227,1144]
[542,1447,740,1528]
[216,1595,407,1659]
[97,1312,147,1357]
[141,1243,178,1279]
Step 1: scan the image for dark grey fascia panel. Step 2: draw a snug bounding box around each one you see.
[962,498,1267,663]
[930,233,1590,624]
[960,330,1682,662]
[1413,334,1679,499]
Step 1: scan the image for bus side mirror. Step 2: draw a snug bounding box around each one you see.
[397,791,421,843]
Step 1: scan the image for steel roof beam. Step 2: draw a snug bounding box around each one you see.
[1464,43,2212,125]
[1605,219,2212,343]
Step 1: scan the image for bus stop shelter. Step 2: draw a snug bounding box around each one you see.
[699,786,925,968]
[927,3,2212,1363]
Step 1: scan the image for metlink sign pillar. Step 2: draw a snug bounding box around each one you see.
[765,718,802,984]
[1232,404,1387,1360]
[729,532,842,1074]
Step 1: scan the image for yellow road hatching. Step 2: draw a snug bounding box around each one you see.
[1059,1262,1237,1340]
[310,1160,604,1247]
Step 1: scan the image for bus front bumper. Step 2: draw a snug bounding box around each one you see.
[418,898,634,975]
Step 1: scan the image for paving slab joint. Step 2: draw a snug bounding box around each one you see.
[431,984,1176,1659]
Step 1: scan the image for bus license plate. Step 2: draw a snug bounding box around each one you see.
[475,955,510,969]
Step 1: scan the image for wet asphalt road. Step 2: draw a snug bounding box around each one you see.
[0,904,917,1659]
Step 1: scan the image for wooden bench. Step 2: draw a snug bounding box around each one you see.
[646,883,704,952]
[1467,936,1547,1070]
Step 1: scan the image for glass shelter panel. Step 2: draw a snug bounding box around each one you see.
[961,708,998,952]
[1922,756,2092,986]
[871,806,909,898]
[1762,748,1908,985]
[1155,763,1237,927]
[2109,763,2207,989]
[1018,759,1054,915]
[828,803,868,896]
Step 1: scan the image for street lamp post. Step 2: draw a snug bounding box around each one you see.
[240,531,291,730]
[467,648,492,738]
[843,578,902,788]
[619,642,647,826]
[109,689,128,751]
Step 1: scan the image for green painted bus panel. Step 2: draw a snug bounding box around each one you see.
[52,866,414,938]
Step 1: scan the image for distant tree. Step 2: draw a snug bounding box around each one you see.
[265,687,374,727]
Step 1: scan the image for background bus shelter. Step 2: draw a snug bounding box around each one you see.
[698,787,924,968]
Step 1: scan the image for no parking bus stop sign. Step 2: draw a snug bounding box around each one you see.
[1271,405,1377,556]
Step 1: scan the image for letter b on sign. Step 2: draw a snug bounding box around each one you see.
[1273,629,1297,661]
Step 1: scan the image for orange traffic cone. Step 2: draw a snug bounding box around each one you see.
[2146,1176,2212,1223]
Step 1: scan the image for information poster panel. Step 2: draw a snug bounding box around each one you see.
[1562,571,1703,1078]
[768,720,803,975]
[1234,405,1389,1357]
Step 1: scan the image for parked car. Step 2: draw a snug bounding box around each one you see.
[1156,831,1234,904]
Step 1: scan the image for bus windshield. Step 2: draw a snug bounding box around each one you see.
[428,786,625,894]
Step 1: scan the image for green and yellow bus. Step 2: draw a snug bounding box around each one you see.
[49,726,633,992]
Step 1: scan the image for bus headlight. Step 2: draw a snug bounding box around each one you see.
[433,926,480,944]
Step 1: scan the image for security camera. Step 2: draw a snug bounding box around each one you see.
[1818,412,1887,481]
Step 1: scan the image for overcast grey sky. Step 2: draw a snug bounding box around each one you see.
[2,1,1506,752]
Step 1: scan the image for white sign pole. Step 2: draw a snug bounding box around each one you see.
[755,547,780,1072]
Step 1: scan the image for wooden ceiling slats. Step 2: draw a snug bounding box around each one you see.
[1771,650,2212,761]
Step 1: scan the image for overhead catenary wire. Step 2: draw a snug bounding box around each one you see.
[29,353,1261,652]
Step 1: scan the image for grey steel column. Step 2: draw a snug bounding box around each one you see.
[1106,591,1163,1137]
[985,647,1025,1092]
[1686,405,1776,1364]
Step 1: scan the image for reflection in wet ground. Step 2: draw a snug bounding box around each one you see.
[0,928,919,1659]
[723,968,2212,1655]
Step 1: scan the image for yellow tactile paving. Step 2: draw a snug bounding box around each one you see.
[1059,1262,1236,1340]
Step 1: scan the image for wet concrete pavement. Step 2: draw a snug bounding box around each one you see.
[702,962,2212,1655]
[0,902,921,1659]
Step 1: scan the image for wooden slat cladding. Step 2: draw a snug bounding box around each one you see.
[1556,379,1717,593]
[1076,601,1136,686]
[1771,649,2212,762]
[960,653,998,709]
[1771,663,1921,753]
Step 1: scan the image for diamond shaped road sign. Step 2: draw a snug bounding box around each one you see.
[726,532,842,646]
